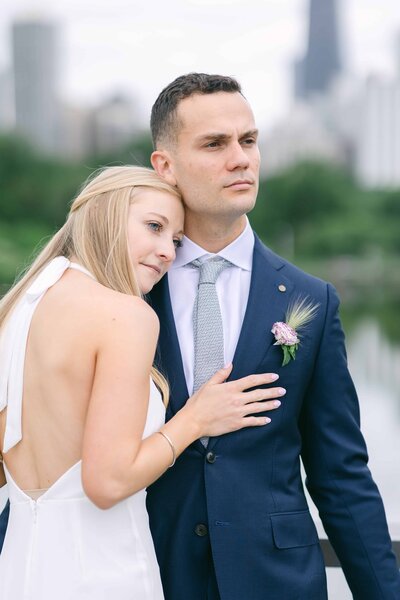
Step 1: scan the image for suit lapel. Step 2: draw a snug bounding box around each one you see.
[207,236,294,450]
[229,236,294,381]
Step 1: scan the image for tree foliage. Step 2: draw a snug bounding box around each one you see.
[249,161,400,259]
[0,134,399,285]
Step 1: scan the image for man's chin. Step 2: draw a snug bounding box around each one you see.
[223,187,257,205]
[222,196,257,218]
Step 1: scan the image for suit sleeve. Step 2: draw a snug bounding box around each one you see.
[300,283,400,599]
[0,501,9,553]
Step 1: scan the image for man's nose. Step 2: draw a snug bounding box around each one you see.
[227,142,251,170]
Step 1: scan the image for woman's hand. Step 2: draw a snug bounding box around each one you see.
[185,364,285,438]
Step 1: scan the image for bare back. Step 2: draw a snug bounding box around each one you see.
[0,264,124,490]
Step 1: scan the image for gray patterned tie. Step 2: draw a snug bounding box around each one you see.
[191,257,233,446]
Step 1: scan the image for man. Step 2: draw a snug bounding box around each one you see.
[146,73,400,600]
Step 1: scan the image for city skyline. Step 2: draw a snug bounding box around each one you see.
[295,0,342,98]
[0,0,399,131]
[12,20,59,152]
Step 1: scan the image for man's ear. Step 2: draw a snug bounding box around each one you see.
[151,150,177,186]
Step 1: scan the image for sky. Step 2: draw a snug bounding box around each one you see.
[1,0,400,131]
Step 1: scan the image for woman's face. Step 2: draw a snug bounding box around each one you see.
[127,188,184,293]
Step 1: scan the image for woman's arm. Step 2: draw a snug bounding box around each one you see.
[82,295,282,509]
[0,413,6,487]
[0,456,5,488]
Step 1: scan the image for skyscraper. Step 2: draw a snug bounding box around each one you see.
[356,76,400,188]
[12,19,59,154]
[295,0,342,99]
[0,69,14,131]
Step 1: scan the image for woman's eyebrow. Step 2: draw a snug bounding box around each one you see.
[147,212,169,223]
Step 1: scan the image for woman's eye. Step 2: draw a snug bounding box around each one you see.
[173,238,183,249]
[148,222,162,232]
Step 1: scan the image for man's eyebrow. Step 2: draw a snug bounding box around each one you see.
[240,128,259,139]
[196,132,231,143]
[196,129,259,143]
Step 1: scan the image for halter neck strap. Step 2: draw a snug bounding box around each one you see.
[69,262,96,280]
[0,257,95,453]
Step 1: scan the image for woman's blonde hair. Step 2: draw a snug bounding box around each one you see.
[0,165,182,404]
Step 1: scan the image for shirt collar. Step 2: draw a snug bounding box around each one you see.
[171,218,254,271]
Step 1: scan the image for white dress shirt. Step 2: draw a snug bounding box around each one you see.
[168,218,254,394]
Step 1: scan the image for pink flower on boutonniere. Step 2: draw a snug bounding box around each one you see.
[272,298,319,366]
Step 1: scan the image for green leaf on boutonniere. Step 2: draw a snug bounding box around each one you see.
[282,345,291,366]
[281,343,299,366]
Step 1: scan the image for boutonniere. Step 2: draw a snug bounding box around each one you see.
[271,299,319,366]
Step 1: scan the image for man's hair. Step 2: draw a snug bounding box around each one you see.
[150,72,242,149]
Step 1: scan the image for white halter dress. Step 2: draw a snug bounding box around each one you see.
[0,257,165,600]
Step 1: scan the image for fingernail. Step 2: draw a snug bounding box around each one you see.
[273,400,281,407]
[265,417,271,424]
[224,362,232,369]
[278,388,286,395]
[270,373,279,381]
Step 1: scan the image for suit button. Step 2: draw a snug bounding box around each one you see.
[206,451,216,464]
[194,523,208,537]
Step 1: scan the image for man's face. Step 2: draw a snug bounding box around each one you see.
[160,92,260,223]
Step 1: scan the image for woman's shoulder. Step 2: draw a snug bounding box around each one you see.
[84,285,159,337]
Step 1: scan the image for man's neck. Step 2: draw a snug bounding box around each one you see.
[184,215,247,253]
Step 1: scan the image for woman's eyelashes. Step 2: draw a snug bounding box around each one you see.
[147,221,162,233]
[146,222,183,249]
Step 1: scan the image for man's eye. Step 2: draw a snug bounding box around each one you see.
[206,141,220,148]
[242,138,256,145]
[148,222,162,232]
[173,238,183,249]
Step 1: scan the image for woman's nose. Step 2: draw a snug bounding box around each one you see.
[157,238,176,262]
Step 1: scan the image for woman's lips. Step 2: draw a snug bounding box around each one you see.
[142,264,161,275]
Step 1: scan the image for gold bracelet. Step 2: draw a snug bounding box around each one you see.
[156,431,176,468]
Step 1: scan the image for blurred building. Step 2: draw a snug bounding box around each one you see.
[268,0,400,189]
[265,0,348,177]
[59,104,96,160]
[91,94,141,156]
[7,18,143,159]
[396,32,400,79]
[0,69,14,132]
[12,19,60,154]
[59,94,142,159]
[295,0,342,100]
[263,103,345,176]
[355,76,400,188]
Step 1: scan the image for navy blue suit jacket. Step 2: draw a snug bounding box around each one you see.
[146,235,400,600]
[0,500,7,553]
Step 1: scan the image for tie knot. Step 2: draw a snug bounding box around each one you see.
[191,257,232,284]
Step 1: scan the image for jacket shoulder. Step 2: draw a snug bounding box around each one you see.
[254,235,332,301]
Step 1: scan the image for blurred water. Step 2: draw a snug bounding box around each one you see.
[308,319,400,598]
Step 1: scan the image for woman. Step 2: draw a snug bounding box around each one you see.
[0,166,281,599]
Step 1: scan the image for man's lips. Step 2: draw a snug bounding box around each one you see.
[224,179,254,189]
